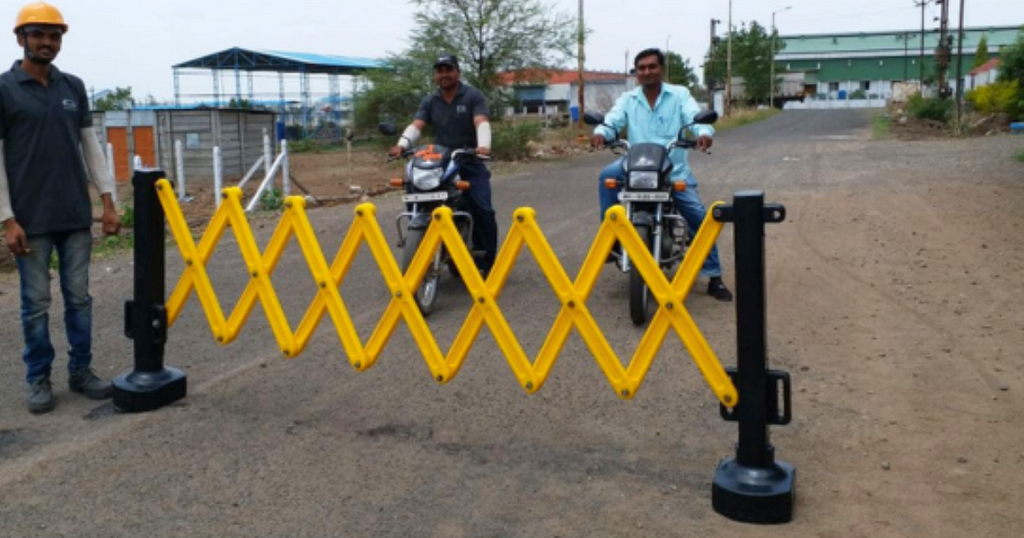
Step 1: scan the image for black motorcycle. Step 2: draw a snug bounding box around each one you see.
[380,123,485,315]
[584,109,718,325]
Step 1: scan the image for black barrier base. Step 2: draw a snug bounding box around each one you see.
[712,458,795,523]
[113,367,187,413]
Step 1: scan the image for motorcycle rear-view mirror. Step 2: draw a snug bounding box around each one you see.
[693,110,718,125]
[378,122,396,136]
[583,111,605,126]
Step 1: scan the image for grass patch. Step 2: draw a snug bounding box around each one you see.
[1015,149,1024,163]
[93,233,135,260]
[873,115,892,140]
[715,108,781,132]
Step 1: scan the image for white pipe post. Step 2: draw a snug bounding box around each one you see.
[281,140,290,198]
[105,142,117,205]
[133,154,142,170]
[263,128,272,178]
[245,151,286,212]
[213,146,223,209]
[175,139,186,200]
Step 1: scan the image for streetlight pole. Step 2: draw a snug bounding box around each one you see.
[770,6,791,109]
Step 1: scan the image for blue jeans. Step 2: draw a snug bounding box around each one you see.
[599,158,723,278]
[16,229,93,383]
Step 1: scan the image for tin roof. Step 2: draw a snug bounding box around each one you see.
[174,47,384,74]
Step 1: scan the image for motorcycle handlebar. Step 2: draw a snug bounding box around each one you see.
[387,147,490,163]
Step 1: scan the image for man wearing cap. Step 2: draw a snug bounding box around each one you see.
[1,2,121,413]
[389,55,498,276]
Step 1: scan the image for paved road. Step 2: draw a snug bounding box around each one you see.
[2,109,1022,537]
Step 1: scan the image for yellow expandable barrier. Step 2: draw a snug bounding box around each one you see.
[156,179,738,407]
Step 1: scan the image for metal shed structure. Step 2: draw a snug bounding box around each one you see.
[93,108,275,184]
[776,26,1021,99]
[172,47,384,133]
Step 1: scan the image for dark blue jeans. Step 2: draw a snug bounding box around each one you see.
[458,160,498,271]
[16,229,93,383]
[599,158,723,278]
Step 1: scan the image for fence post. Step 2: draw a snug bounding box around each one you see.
[112,169,187,412]
[105,142,117,205]
[711,190,795,523]
[214,146,223,209]
[281,139,290,198]
[175,139,186,200]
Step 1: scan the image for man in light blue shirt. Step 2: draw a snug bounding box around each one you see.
[591,48,732,302]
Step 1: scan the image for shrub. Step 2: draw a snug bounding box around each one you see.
[258,188,284,211]
[907,93,953,122]
[491,121,542,161]
[966,81,1020,114]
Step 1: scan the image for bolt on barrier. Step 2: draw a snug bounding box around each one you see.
[112,171,794,523]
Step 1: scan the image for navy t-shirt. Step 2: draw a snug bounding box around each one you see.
[0,61,93,235]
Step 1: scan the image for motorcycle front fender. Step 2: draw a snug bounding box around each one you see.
[408,212,433,230]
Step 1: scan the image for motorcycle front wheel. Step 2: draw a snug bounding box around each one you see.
[401,228,441,316]
[629,225,655,326]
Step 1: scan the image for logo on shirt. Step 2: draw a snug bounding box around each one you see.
[62,99,78,112]
[456,105,467,114]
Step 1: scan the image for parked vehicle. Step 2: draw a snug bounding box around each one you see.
[584,110,718,325]
[380,123,486,315]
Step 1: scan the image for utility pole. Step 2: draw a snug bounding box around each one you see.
[709,19,720,94]
[666,35,672,81]
[577,0,585,129]
[915,0,927,87]
[726,0,733,116]
[936,0,951,98]
[954,0,966,129]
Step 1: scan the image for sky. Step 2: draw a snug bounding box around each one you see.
[10,0,1024,103]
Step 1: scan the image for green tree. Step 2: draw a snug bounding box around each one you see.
[665,52,698,87]
[704,22,782,104]
[996,26,1024,120]
[353,54,435,130]
[409,0,575,100]
[93,86,133,111]
[972,34,990,68]
[997,27,1024,85]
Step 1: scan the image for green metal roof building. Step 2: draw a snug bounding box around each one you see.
[776,25,1021,97]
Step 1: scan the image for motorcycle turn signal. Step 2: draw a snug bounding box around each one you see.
[389,178,405,187]
[603,178,619,189]
[456,180,471,191]
[673,181,687,192]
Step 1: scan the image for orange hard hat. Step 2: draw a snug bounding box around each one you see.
[13,2,67,34]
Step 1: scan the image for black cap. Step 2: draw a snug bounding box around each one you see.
[433,55,459,70]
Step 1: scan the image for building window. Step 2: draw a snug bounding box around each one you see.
[829,82,840,92]
[860,81,871,91]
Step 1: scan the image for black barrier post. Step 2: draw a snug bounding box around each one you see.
[710,190,795,523]
[112,169,187,412]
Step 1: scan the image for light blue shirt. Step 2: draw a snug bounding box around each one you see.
[594,83,713,184]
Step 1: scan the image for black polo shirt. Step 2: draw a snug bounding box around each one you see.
[0,61,92,235]
[414,82,489,149]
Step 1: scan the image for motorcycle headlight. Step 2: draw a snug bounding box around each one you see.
[411,168,443,190]
[628,171,659,190]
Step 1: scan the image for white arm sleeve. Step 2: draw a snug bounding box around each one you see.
[476,121,492,149]
[396,124,421,149]
[0,141,12,223]
[80,127,114,196]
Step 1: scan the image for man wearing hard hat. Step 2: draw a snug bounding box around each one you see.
[0,2,121,414]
